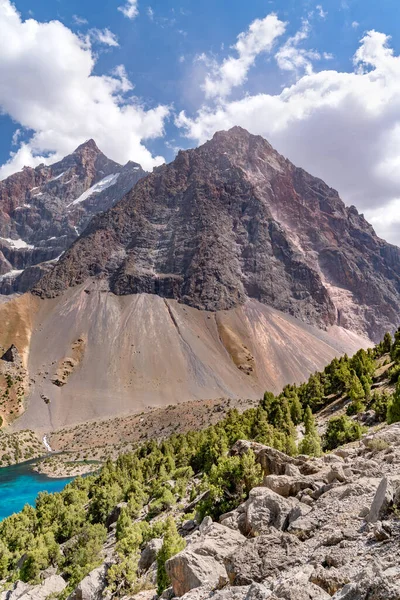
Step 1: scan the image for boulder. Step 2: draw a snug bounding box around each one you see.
[166,518,245,597]
[244,487,301,535]
[245,582,273,599]
[366,477,393,523]
[105,502,127,529]
[187,519,246,561]
[138,538,163,572]
[166,552,228,597]
[264,475,316,498]
[224,533,303,585]
[1,575,67,599]
[67,565,107,600]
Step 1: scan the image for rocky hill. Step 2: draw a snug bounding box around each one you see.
[0,140,146,294]
[1,332,400,600]
[34,127,400,343]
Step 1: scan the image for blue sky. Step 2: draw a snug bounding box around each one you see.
[1,0,400,243]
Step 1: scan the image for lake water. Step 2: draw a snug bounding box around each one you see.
[0,461,73,521]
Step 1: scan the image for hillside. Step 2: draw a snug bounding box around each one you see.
[0,140,146,294]
[5,127,400,430]
[1,285,367,431]
[1,332,400,599]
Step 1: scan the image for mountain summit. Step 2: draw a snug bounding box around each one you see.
[35,126,400,342]
[0,142,147,294]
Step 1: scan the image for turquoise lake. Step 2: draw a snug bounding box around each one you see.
[0,461,73,521]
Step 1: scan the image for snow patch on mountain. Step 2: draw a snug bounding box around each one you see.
[68,173,120,207]
[0,237,34,250]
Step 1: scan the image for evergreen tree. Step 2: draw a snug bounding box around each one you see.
[289,393,303,425]
[383,332,392,354]
[387,380,400,424]
[299,406,322,457]
[391,328,400,362]
[156,517,185,594]
[347,374,365,415]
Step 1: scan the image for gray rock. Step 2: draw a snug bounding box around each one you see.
[264,474,315,498]
[224,533,303,585]
[367,477,393,523]
[1,575,66,600]
[67,565,107,600]
[244,487,298,535]
[166,519,245,597]
[166,552,228,597]
[138,538,163,572]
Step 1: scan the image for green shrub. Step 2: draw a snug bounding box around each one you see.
[323,415,365,451]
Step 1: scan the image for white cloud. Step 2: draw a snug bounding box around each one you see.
[72,15,88,26]
[89,28,119,47]
[275,20,321,75]
[0,0,169,179]
[118,0,139,20]
[352,21,359,29]
[147,6,154,20]
[177,29,400,245]
[202,14,286,100]
[316,5,327,19]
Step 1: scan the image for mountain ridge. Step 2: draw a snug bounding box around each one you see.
[34,126,400,342]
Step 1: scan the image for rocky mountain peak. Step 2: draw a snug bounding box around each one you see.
[0,143,147,295]
[33,128,400,342]
[73,138,101,154]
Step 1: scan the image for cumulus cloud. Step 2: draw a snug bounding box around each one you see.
[0,0,169,178]
[275,20,322,75]
[118,0,139,20]
[202,14,286,100]
[177,27,400,245]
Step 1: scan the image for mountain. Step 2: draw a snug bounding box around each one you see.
[2,126,398,432]
[0,140,147,294]
[35,127,400,343]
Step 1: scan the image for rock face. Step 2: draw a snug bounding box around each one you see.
[34,127,400,342]
[0,140,146,294]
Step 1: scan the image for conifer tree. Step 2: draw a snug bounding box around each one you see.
[299,406,322,457]
[156,517,185,594]
[347,374,365,415]
[387,381,400,424]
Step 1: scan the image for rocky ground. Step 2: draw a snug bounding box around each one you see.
[3,423,400,600]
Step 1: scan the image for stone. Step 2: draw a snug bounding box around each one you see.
[244,487,298,535]
[138,538,163,572]
[373,521,391,542]
[245,582,272,599]
[166,552,228,597]
[165,519,245,597]
[105,502,127,529]
[285,464,301,477]
[264,474,315,498]
[2,575,67,600]
[67,565,107,600]
[326,465,348,484]
[366,477,393,523]
[224,533,303,585]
